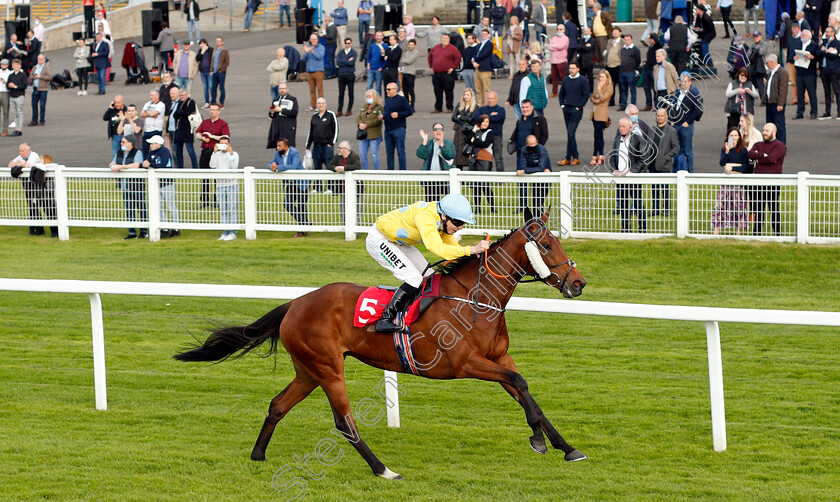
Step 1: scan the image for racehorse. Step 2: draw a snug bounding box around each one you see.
[174,208,587,479]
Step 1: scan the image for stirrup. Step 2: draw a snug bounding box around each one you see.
[375,311,406,334]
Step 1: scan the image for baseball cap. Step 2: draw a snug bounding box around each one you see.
[0,59,8,65]
[146,135,165,145]
[753,31,762,37]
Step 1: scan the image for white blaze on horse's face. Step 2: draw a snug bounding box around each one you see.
[524,241,551,279]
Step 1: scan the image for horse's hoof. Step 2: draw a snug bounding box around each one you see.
[564,449,587,462]
[377,467,403,480]
[529,434,547,454]
[251,452,266,462]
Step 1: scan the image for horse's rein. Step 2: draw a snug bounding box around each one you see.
[482,234,513,279]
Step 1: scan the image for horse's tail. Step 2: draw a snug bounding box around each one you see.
[173,302,291,363]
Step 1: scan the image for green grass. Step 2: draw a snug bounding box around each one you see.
[1,228,839,501]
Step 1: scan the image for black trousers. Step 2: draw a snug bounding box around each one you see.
[821,72,840,115]
[383,68,399,90]
[403,73,416,109]
[199,148,216,204]
[581,66,594,92]
[720,6,734,37]
[617,184,646,232]
[607,66,619,105]
[338,74,355,112]
[753,185,780,236]
[796,73,818,117]
[432,72,455,111]
[668,49,688,75]
[21,178,57,229]
[423,181,448,201]
[470,158,495,211]
[491,135,505,171]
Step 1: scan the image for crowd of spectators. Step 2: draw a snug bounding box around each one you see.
[13,1,840,240]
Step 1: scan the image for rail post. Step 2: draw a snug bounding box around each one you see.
[88,293,108,411]
[705,320,727,452]
[244,166,257,240]
[797,171,809,244]
[344,170,357,241]
[54,164,70,241]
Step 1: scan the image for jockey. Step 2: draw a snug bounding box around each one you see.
[366,193,491,333]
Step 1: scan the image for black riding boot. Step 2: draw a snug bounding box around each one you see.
[375,283,419,333]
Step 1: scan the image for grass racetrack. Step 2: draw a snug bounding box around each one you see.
[1,228,839,501]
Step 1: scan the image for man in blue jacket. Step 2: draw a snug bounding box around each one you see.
[331,0,349,45]
[268,137,311,235]
[667,71,702,172]
[477,90,506,171]
[517,134,551,213]
[91,32,110,95]
[303,33,325,111]
[557,62,588,166]
[473,29,494,106]
[366,31,386,95]
[383,82,413,170]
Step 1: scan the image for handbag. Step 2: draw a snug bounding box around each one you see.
[356,127,367,140]
[188,106,202,134]
[506,139,518,155]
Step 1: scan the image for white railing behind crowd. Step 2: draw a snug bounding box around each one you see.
[1,167,839,244]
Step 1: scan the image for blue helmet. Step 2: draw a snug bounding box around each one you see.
[437,193,476,224]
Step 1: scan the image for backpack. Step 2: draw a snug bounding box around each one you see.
[491,53,506,69]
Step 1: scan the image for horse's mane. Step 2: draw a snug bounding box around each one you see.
[433,230,518,275]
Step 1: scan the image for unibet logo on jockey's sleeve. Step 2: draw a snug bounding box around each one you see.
[379,242,407,270]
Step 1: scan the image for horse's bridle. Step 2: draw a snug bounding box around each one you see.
[482,235,578,295]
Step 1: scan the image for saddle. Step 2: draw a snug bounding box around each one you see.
[353,274,441,329]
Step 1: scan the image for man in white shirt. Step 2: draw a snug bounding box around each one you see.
[141,89,166,158]
[209,136,240,240]
[0,58,10,136]
[8,142,45,235]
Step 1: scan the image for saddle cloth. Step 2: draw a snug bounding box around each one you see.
[353,274,442,328]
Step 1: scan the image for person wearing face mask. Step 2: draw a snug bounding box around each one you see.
[268,137,310,236]
[109,136,147,240]
[32,18,44,42]
[578,27,596,92]
[366,193,488,334]
[516,134,551,213]
[357,89,384,170]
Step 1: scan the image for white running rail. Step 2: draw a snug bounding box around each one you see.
[2,277,840,452]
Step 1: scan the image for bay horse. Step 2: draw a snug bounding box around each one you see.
[174,208,587,479]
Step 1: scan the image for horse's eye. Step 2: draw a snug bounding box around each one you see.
[542,242,551,250]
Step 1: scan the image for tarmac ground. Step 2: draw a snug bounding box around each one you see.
[5,25,838,175]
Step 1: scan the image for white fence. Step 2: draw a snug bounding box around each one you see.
[2,167,840,244]
[2,277,840,452]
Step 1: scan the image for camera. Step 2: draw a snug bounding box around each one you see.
[218,144,227,151]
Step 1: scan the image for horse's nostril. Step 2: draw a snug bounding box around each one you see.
[572,280,585,289]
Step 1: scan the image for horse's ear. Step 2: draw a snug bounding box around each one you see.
[542,205,551,222]
[523,207,534,222]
